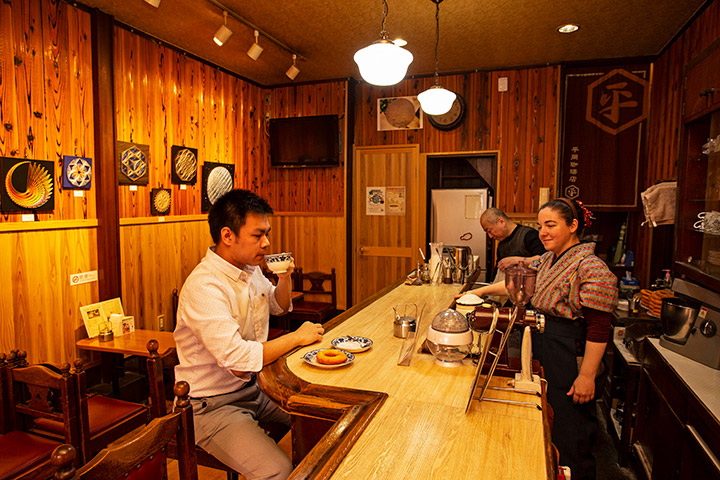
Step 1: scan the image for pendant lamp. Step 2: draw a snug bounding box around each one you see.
[353,0,413,86]
[418,0,456,115]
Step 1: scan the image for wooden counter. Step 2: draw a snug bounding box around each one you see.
[260,281,553,480]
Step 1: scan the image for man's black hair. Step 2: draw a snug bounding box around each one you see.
[208,189,273,244]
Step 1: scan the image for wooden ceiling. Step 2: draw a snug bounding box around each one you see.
[79,0,709,86]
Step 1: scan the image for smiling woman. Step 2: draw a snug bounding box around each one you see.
[530,197,618,478]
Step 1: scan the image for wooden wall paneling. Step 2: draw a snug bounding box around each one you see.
[14,0,46,165]
[42,0,69,218]
[268,81,346,213]
[270,215,347,310]
[65,3,96,220]
[120,220,208,331]
[542,66,559,199]
[354,68,558,214]
[0,0,20,160]
[0,227,97,364]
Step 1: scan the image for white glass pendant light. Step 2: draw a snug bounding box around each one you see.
[418,0,455,115]
[353,0,413,86]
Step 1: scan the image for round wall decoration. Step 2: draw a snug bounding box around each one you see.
[5,161,53,209]
[66,157,92,188]
[207,165,233,204]
[151,188,171,215]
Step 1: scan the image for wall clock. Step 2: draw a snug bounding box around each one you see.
[427,94,466,131]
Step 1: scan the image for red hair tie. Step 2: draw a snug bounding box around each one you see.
[577,201,594,228]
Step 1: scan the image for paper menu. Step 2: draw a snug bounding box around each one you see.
[79,298,126,338]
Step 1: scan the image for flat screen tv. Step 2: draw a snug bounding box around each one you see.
[269,115,340,167]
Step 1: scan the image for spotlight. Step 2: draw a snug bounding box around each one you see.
[143,0,161,7]
[286,54,299,80]
[213,11,233,46]
[247,30,264,60]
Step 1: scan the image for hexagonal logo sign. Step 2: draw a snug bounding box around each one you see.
[564,184,580,199]
[585,69,648,135]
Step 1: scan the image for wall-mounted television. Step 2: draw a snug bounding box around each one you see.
[269,115,340,168]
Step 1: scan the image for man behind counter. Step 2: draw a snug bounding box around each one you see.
[174,189,324,480]
[465,207,546,298]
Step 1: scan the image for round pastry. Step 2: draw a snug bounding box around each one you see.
[316,349,347,365]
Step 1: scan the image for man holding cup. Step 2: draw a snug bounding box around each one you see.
[174,189,324,480]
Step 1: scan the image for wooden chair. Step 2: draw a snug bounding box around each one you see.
[260,266,294,338]
[32,359,150,464]
[50,381,198,480]
[146,340,288,480]
[145,340,241,480]
[286,268,337,327]
[0,361,82,480]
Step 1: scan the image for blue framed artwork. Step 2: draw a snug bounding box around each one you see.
[118,141,150,185]
[62,155,92,189]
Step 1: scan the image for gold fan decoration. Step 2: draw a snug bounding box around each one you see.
[5,161,54,209]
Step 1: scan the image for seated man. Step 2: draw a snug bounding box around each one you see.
[174,189,324,480]
[466,207,545,298]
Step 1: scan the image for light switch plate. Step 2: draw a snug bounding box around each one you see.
[498,77,508,92]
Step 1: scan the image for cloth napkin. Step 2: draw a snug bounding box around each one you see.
[641,181,677,227]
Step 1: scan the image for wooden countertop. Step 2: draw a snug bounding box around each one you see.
[260,281,552,480]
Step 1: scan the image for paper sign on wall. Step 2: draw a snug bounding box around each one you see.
[366,187,385,215]
[386,186,406,216]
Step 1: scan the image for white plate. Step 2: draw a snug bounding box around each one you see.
[302,349,355,368]
[331,336,374,353]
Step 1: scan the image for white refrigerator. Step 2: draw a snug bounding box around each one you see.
[431,188,490,281]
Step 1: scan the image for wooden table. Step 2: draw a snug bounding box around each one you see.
[260,281,553,480]
[77,329,176,397]
[76,329,176,357]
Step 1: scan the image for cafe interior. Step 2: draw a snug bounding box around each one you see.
[1,0,720,479]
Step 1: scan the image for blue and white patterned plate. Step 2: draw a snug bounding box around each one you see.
[302,348,355,368]
[331,336,374,353]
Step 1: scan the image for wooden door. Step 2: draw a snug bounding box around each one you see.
[352,145,424,304]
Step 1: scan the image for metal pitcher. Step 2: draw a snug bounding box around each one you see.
[393,303,418,338]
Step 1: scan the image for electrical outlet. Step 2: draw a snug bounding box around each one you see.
[158,315,165,331]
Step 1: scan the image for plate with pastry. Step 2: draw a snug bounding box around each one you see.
[331,336,373,353]
[302,348,355,368]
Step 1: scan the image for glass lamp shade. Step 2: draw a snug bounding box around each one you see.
[353,40,413,86]
[418,85,456,115]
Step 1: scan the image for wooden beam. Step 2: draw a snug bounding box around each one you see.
[91,9,121,301]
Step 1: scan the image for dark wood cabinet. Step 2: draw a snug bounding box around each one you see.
[632,341,720,480]
[684,38,720,123]
[676,39,720,293]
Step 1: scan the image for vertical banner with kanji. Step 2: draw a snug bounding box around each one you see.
[561,66,649,208]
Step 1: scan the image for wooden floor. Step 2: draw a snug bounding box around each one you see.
[167,431,293,480]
